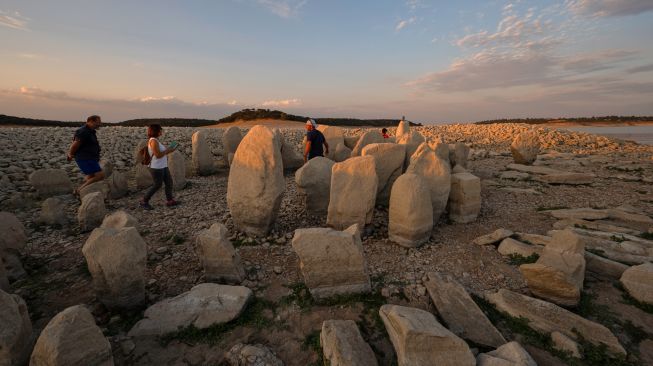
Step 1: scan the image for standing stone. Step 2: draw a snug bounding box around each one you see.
[424,273,506,348]
[620,262,653,304]
[379,305,475,366]
[29,169,73,197]
[318,125,345,160]
[225,343,283,366]
[0,290,32,366]
[448,142,470,169]
[510,131,540,165]
[280,137,304,170]
[388,174,433,247]
[100,210,138,230]
[361,143,406,204]
[133,139,148,164]
[448,172,481,224]
[168,150,186,190]
[333,143,352,162]
[227,125,285,237]
[406,142,451,223]
[0,213,27,280]
[196,223,246,284]
[321,320,378,366]
[292,225,371,298]
[520,229,586,306]
[397,130,426,170]
[222,126,243,163]
[134,164,153,190]
[39,197,68,226]
[350,131,384,157]
[30,305,113,366]
[79,181,110,200]
[82,227,146,309]
[295,157,335,215]
[192,130,214,175]
[396,120,410,140]
[107,170,128,199]
[343,136,359,149]
[77,192,106,232]
[99,160,113,178]
[430,138,450,165]
[327,156,378,230]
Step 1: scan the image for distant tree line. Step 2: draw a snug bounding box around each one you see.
[0,114,82,127]
[117,118,216,127]
[474,116,653,125]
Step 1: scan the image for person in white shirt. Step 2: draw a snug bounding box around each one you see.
[139,124,179,210]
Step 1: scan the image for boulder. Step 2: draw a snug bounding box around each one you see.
[510,131,540,165]
[0,212,27,254]
[196,223,246,284]
[295,157,335,215]
[280,137,304,170]
[477,341,536,366]
[514,232,552,246]
[82,227,146,309]
[396,120,410,140]
[168,150,187,190]
[327,156,378,230]
[397,130,426,170]
[500,170,531,181]
[77,192,106,232]
[292,225,370,298]
[620,263,653,304]
[317,125,345,161]
[473,229,514,246]
[39,197,68,226]
[100,210,138,230]
[486,289,625,355]
[333,143,352,162]
[107,170,128,199]
[424,273,506,348]
[430,139,450,165]
[29,169,72,197]
[585,252,629,279]
[0,290,32,366]
[520,229,586,306]
[379,304,475,366]
[449,142,470,169]
[128,284,253,336]
[547,208,610,220]
[448,172,481,224]
[535,172,595,185]
[350,131,384,157]
[361,143,405,204]
[99,159,113,178]
[321,320,378,366]
[497,238,542,257]
[227,125,285,237]
[134,164,153,190]
[29,305,113,366]
[343,136,359,149]
[222,126,243,160]
[224,343,283,366]
[79,181,110,200]
[133,139,148,164]
[388,173,433,247]
[406,142,451,223]
[192,130,214,175]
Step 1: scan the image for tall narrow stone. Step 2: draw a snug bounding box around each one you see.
[318,125,345,160]
[295,157,335,215]
[406,142,451,223]
[77,191,106,233]
[107,170,128,199]
[168,150,187,190]
[196,223,246,284]
[362,143,405,204]
[389,173,433,247]
[327,156,378,230]
[0,290,32,366]
[448,172,481,224]
[222,126,243,164]
[192,130,214,175]
[510,130,540,165]
[321,320,378,366]
[397,130,426,171]
[350,131,384,157]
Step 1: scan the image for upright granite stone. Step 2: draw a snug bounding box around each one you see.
[344,136,359,149]
[134,164,153,190]
[280,136,304,170]
[321,320,378,366]
[406,142,451,223]
[397,130,426,170]
[449,142,470,169]
[133,139,148,164]
[448,172,481,224]
[227,125,285,237]
[350,131,384,157]
[361,143,405,204]
[424,273,506,348]
[379,304,476,366]
[292,225,371,299]
[99,159,113,178]
[222,126,243,163]
[0,212,27,280]
[388,173,433,247]
[396,120,410,140]
[128,284,253,336]
[192,130,214,175]
[295,157,335,215]
[100,210,138,230]
[520,229,586,306]
[29,169,72,197]
[30,305,113,366]
[333,143,352,162]
[0,290,32,366]
[77,191,106,232]
[486,289,625,355]
[327,156,378,230]
[39,197,67,226]
[620,262,653,304]
[79,181,110,200]
[196,223,246,284]
[107,170,128,199]
[82,227,146,309]
[510,131,540,165]
[168,150,187,190]
[318,125,345,161]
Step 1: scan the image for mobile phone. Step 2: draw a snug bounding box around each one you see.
[169,141,179,148]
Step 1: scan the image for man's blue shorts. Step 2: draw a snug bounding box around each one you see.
[75,159,102,175]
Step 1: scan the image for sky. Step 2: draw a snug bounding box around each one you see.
[1,0,652,124]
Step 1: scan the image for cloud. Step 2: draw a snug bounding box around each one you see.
[0,10,29,30]
[261,98,301,107]
[395,17,416,31]
[567,0,653,17]
[627,64,653,74]
[560,49,637,72]
[256,0,307,18]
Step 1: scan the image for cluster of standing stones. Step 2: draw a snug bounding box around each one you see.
[1,121,652,366]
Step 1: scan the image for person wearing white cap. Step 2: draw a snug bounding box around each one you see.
[304,118,329,163]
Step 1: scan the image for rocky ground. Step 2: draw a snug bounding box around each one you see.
[1,123,653,365]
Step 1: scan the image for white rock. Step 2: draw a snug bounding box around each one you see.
[318,125,345,161]
[448,172,481,224]
[497,238,542,257]
[361,143,405,204]
[449,142,470,169]
[295,157,335,215]
[351,131,384,157]
[29,169,73,197]
[107,170,128,199]
[321,320,378,366]
[510,131,540,165]
[196,223,246,284]
[406,142,451,223]
[77,191,106,232]
[477,341,537,366]
[134,164,153,190]
[79,181,110,200]
[327,156,378,230]
[473,229,514,245]
[100,210,138,230]
[551,331,581,358]
[389,173,433,247]
[222,126,243,160]
[192,130,214,175]
[168,150,187,190]
[620,262,653,304]
[333,143,352,162]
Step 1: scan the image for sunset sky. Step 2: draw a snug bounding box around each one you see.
[1,0,652,123]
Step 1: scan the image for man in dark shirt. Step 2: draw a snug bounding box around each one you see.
[304,119,329,163]
[67,115,105,194]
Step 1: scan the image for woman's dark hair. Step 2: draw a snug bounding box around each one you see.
[147,124,162,138]
[382,128,388,133]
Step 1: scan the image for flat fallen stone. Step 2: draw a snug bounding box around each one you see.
[425,273,506,348]
[514,233,552,246]
[473,229,514,246]
[620,263,653,305]
[500,187,541,195]
[547,208,610,221]
[499,171,530,181]
[552,219,641,236]
[506,164,562,175]
[128,283,252,336]
[535,172,595,185]
[321,320,378,366]
[585,252,629,279]
[486,289,625,355]
[477,341,536,366]
[551,331,581,358]
[497,238,542,257]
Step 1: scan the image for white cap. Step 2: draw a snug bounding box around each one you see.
[306,119,317,128]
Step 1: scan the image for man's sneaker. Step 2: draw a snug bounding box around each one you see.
[166,199,180,207]
[140,201,154,210]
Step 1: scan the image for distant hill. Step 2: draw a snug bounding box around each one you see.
[117,118,216,127]
[474,116,653,125]
[0,114,82,127]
